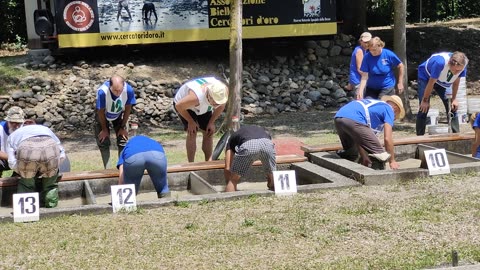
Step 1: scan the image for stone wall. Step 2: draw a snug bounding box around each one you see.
[0,34,358,133]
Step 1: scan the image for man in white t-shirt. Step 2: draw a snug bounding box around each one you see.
[174,77,228,162]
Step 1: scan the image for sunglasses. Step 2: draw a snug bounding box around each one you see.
[450,60,463,66]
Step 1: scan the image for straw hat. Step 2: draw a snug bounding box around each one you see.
[5,106,25,123]
[381,95,405,120]
[206,80,228,105]
[360,32,372,42]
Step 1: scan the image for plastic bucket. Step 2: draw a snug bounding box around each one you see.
[428,124,449,135]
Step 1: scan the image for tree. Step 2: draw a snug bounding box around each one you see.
[393,0,412,119]
[341,0,368,35]
[225,0,243,132]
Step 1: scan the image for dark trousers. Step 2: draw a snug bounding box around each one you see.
[334,117,385,155]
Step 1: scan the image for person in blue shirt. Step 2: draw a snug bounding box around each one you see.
[95,75,136,169]
[0,106,25,177]
[415,51,468,135]
[470,113,480,158]
[357,37,405,100]
[117,135,170,198]
[346,32,371,96]
[334,95,405,170]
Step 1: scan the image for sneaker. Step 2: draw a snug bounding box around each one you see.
[157,192,171,199]
[368,152,391,162]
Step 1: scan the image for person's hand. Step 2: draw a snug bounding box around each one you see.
[389,161,400,170]
[451,98,459,112]
[397,82,404,94]
[356,92,363,100]
[118,127,128,140]
[187,121,198,136]
[98,130,109,143]
[206,122,216,136]
[344,84,353,91]
[419,100,430,113]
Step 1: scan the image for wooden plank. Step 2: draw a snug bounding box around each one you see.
[0,154,307,187]
[302,133,475,153]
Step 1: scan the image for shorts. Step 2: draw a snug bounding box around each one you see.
[231,138,276,177]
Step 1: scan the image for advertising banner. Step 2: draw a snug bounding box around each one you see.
[55,0,337,48]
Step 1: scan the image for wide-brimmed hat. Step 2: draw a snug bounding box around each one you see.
[5,106,25,123]
[206,81,228,105]
[360,32,372,42]
[381,95,405,120]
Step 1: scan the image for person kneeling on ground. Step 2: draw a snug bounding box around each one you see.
[334,95,405,170]
[7,122,66,208]
[117,135,170,198]
[224,125,276,192]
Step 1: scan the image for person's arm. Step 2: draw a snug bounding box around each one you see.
[357,73,368,100]
[97,108,110,143]
[224,149,234,184]
[118,164,124,185]
[383,123,399,170]
[450,77,461,112]
[0,151,7,161]
[118,104,133,139]
[355,49,364,74]
[6,139,17,170]
[419,77,438,113]
[175,90,201,135]
[206,104,226,136]
[396,63,405,94]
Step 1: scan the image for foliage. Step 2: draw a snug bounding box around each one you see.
[366,0,480,26]
[0,1,27,44]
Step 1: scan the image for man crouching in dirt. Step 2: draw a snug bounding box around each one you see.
[142,1,158,21]
[224,125,276,192]
[334,95,405,170]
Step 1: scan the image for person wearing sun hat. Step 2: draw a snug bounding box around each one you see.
[0,106,26,177]
[345,32,371,96]
[174,76,228,162]
[334,95,405,170]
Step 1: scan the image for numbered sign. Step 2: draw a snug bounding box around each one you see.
[424,149,450,175]
[13,193,40,223]
[273,170,297,195]
[110,184,137,213]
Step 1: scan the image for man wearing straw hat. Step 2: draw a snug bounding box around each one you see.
[0,106,26,177]
[174,77,228,162]
[416,51,468,135]
[334,95,405,170]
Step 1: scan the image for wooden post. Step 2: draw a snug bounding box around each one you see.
[225,0,242,132]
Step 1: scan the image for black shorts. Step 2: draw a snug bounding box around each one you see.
[174,103,213,131]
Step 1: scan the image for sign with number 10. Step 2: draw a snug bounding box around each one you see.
[110,184,137,213]
[13,192,40,223]
[424,149,450,175]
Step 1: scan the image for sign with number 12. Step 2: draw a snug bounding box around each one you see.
[110,184,137,213]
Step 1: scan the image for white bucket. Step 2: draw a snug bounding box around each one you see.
[427,109,439,125]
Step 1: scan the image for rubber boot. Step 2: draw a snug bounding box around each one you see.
[17,178,36,193]
[41,174,59,208]
[100,148,110,169]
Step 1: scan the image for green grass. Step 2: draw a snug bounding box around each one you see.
[0,57,26,94]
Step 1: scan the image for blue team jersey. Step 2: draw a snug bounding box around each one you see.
[335,99,395,130]
[349,46,367,85]
[417,53,467,87]
[360,48,402,90]
[117,135,165,168]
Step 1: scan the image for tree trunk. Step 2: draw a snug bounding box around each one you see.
[393,0,413,120]
[225,0,242,132]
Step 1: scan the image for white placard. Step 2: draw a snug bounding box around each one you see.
[13,192,40,223]
[273,170,297,195]
[424,149,450,175]
[110,184,137,213]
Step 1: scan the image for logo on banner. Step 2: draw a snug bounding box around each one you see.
[303,0,321,17]
[63,1,95,32]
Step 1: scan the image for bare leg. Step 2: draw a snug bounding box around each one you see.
[202,131,213,161]
[225,172,241,192]
[186,132,197,162]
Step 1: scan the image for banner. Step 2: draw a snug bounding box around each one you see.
[55,0,337,48]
